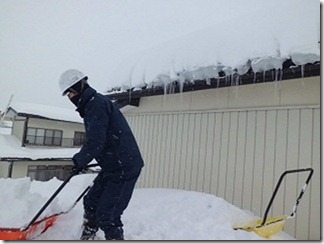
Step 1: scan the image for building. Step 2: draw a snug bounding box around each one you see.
[0,103,86,181]
[106,60,320,241]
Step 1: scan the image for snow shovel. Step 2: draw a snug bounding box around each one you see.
[234,168,314,238]
[0,163,99,240]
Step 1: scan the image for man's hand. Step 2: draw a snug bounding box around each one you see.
[71,158,87,174]
[71,165,85,174]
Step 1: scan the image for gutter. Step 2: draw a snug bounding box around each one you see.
[1,158,73,178]
[22,117,29,147]
[7,161,14,178]
[106,62,320,108]
[0,157,72,162]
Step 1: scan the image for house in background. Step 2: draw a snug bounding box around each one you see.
[0,103,87,181]
[5,103,85,148]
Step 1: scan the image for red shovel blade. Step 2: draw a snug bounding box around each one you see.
[0,215,58,240]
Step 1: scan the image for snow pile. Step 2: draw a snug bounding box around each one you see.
[0,174,294,240]
[0,177,61,228]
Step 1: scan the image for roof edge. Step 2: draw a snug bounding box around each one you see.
[106,62,320,107]
[0,157,72,162]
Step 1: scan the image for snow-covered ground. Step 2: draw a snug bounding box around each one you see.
[0,174,294,240]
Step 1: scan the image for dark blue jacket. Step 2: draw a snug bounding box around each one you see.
[72,87,144,174]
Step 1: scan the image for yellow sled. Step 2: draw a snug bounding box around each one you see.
[234,168,313,239]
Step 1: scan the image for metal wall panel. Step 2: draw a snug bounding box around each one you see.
[126,106,320,240]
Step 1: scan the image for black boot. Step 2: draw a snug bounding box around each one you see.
[106,233,124,240]
[104,226,124,240]
[80,218,98,240]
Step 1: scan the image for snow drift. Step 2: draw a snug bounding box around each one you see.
[0,174,294,240]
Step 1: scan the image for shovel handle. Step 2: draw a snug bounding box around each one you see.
[22,163,99,231]
[261,168,314,226]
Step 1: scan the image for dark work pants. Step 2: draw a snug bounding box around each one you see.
[83,168,141,239]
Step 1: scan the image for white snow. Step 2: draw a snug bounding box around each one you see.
[0,174,295,240]
[0,0,320,112]
[0,121,12,135]
[107,0,319,92]
[7,102,82,124]
[0,0,319,241]
[0,133,79,160]
[0,102,83,160]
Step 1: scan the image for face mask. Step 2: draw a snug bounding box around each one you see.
[69,94,81,107]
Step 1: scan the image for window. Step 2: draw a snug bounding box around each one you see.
[27,165,74,181]
[44,130,53,145]
[74,131,86,146]
[53,130,63,146]
[26,128,36,144]
[26,128,62,146]
[35,129,45,145]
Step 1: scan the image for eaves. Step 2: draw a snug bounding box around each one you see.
[106,62,320,108]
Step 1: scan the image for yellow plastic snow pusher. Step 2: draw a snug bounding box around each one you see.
[234,168,314,238]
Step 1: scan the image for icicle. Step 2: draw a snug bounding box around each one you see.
[301,64,305,78]
[236,74,240,86]
[275,69,278,81]
[274,68,283,97]
[162,82,168,107]
[233,74,240,99]
[179,80,184,94]
[169,83,173,93]
[206,78,211,85]
[301,65,305,86]
[164,82,167,95]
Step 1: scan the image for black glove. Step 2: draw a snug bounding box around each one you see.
[71,158,86,174]
[71,165,85,174]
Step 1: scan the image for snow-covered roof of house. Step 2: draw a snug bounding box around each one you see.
[0,134,79,161]
[106,0,319,97]
[6,103,83,124]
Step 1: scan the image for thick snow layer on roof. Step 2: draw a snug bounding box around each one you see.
[0,134,79,160]
[8,102,82,124]
[107,0,319,92]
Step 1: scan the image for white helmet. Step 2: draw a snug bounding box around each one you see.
[59,69,87,96]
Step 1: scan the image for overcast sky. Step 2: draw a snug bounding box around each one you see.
[0,0,320,112]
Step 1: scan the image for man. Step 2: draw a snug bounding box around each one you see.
[58,69,144,240]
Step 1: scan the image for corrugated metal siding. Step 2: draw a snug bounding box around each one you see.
[126,106,320,240]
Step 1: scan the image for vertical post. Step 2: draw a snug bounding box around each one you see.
[7,161,14,178]
[22,117,29,147]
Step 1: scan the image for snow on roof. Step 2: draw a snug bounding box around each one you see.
[8,102,82,124]
[0,134,79,160]
[107,0,319,92]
